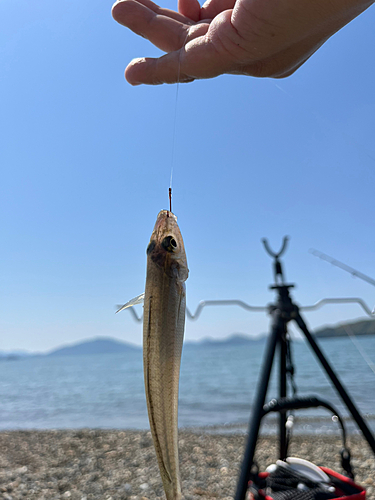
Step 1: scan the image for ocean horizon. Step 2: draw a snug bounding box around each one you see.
[0,336,374,436]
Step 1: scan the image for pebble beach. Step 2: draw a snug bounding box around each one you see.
[0,430,373,500]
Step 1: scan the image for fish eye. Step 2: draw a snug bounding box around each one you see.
[162,236,178,252]
[170,238,177,248]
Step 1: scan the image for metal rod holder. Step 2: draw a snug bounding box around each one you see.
[234,237,375,500]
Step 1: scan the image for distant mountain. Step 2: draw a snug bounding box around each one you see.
[0,350,33,360]
[47,337,140,357]
[0,354,21,361]
[5,317,375,359]
[314,319,375,338]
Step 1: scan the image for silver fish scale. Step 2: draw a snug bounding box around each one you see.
[143,210,188,500]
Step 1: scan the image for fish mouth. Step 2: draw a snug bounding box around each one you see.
[153,210,179,236]
[157,210,177,222]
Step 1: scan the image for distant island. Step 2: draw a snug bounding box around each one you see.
[46,337,140,357]
[45,334,267,357]
[0,350,35,362]
[314,318,375,338]
[1,318,374,359]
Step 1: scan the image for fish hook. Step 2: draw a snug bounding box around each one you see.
[168,187,172,216]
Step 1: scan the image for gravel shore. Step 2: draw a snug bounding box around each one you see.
[0,430,373,500]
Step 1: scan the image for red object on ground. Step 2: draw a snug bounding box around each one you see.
[249,468,366,500]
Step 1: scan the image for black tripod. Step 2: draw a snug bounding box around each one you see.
[234,237,375,500]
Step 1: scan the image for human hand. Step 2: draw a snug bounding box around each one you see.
[112,0,374,85]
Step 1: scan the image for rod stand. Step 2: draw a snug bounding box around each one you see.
[262,236,289,285]
[234,237,375,500]
[268,284,296,320]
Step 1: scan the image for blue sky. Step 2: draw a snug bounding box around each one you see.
[1,0,375,352]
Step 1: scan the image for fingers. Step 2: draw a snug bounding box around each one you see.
[112,0,193,24]
[112,0,191,52]
[124,13,240,84]
[125,54,196,84]
[178,0,201,21]
[199,0,236,20]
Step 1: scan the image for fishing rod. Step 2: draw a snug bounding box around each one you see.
[310,248,375,314]
[310,248,375,288]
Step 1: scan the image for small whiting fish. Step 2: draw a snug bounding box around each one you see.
[143,210,188,500]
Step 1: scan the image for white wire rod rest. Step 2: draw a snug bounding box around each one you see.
[186,300,267,321]
[300,297,373,317]
[127,300,267,323]
[126,296,373,323]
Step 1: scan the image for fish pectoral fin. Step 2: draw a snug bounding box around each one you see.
[116,292,145,313]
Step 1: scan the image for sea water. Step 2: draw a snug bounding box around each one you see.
[0,336,374,435]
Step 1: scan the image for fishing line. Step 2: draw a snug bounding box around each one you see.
[169,31,190,206]
[169,78,181,192]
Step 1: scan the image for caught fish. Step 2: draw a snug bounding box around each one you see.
[144,210,188,500]
[118,210,188,500]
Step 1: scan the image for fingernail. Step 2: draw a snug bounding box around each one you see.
[129,57,147,66]
[125,58,147,85]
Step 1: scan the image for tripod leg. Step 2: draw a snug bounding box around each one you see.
[234,310,283,500]
[279,328,287,459]
[294,311,375,454]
